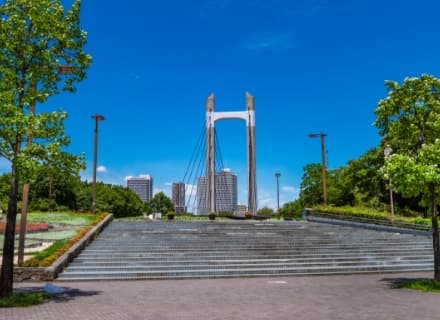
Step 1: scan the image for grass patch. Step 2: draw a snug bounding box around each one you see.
[394,279,440,293]
[32,240,67,261]
[0,292,52,308]
[24,212,97,226]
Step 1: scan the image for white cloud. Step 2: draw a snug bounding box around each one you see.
[184,184,198,213]
[258,197,276,209]
[164,182,172,186]
[154,188,165,195]
[185,184,197,198]
[282,186,298,193]
[97,166,107,173]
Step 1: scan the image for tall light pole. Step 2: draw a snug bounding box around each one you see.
[275,173,281,213]
[384,145,394,222]
[91,114,105,214]
[308,132,327,206]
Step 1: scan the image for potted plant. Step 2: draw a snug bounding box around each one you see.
[208,212,216,221]
[167,211,175,221]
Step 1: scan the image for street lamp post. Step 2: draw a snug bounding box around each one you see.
[91,114,105,214]
[275,173,281,213]
[308,132,328,206]
[384,146,395,222]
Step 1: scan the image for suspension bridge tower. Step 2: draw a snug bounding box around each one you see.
[205,92,257,215]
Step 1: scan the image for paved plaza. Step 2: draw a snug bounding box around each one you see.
[2,272,439,320]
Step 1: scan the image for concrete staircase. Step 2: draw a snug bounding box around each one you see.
[57,220,433,281]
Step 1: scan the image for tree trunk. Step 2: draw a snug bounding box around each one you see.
[429,184,440,281]
[0,161,19,297]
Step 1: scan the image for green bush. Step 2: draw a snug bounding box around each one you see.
[313,205,434,226]
[394,279,440,292]
[257,207,275,217]
[279,200,303,220]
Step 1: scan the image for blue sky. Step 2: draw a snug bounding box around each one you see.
[2,0,440,210]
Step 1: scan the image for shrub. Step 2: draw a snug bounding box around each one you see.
[257,207,275,217]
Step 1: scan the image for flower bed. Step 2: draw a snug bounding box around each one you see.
[0,222,49,233]
[20,212,108,267]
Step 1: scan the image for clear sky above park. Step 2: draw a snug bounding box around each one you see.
[2,0,440,210]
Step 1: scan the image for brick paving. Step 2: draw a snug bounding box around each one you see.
[2,272,439,320]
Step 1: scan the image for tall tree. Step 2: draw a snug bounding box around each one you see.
[29,152,84,211]
[299,163,324,206]
[149,192,174,215]
[0,0,91,296]
[374,74,440,281]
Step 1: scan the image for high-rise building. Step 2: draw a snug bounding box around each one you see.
[196,169,237,215]
[172,182,186,213]
[127,175,153,202]
[197,176,208,215]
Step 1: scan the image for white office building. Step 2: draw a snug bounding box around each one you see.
[127,175,153,202]
[196,169,237,215]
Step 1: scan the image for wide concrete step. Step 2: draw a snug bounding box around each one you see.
[57,220,434,281]
[57,263,433,281]
[67,255,434,267]
[65,259,434,272]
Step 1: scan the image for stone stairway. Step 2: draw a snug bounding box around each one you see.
[57,220,433,281]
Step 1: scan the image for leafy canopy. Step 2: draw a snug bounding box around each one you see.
[374,74,440,198]
[0,0,91,179]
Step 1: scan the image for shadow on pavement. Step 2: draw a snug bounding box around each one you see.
[16,285,100,303]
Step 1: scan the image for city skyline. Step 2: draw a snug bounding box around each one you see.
[1,0,440,210]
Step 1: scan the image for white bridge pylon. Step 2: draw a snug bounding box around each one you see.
[205,92,257,215]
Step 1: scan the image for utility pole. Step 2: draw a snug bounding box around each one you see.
[91,114,105,214]
[275,172,281,212]
[308,133,328,206]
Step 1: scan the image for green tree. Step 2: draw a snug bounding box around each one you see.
[149,192,174,215]
[278,200,303,219]
[95,183,143,218]
[345,148,386,207]
[257,206,275,217]
[29,160,83,211]
[374,74,440,281]
[326,166,355,207]
[0,0,91,297]
[299,163,323,206]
